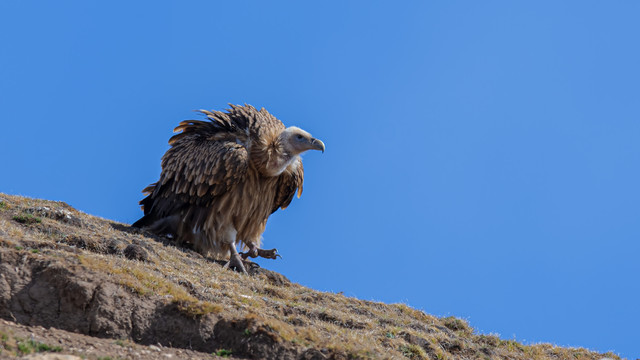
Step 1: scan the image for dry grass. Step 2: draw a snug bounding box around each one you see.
[0,329,63,357]
[0,193,623,360]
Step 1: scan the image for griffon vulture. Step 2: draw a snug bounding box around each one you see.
[133,104,325,274]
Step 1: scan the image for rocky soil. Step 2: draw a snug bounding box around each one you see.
[0,193,623,359]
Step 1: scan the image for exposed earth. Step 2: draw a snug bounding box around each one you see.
[0,193,623,359]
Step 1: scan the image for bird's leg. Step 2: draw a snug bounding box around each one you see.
[223,245,248,274]
[240,244,281,260]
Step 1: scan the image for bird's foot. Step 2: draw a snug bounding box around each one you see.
[257,248,281,259]
[223,252,248,274]
[240,247,281,260]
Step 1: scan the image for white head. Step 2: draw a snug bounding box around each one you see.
[280,126,325,156]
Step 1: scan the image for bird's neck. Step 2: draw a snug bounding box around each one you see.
[264,149,296,177]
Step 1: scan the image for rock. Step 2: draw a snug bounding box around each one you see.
[20,354,83,360]
[26,207,82,227]
[123,244,148,261]
[106,238,126,254]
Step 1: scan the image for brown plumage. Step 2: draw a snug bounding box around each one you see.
[133,104,325,273]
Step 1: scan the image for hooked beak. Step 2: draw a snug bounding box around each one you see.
[311,138,325,153]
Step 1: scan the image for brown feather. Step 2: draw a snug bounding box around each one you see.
[133,104,318,260]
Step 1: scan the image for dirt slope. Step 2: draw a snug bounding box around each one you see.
[0,193,622,359]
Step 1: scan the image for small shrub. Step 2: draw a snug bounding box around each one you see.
[176,299,223,317]
[35,342,62,353]
[442,316,471,333]
[0,331,13,354]
[501,339,526,352]
[215,349,233,357]
[400,344,427,359]
[17,341,30,354]
[12,214,42,225]
[16,339,62,354]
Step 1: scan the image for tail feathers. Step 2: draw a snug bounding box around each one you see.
[133,193,158,228]
[132,215,151,228]
[133,214,180,237]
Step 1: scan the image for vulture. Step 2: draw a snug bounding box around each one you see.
[133,104,325,274]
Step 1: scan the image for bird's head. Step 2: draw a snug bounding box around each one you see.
[280,126,325,155]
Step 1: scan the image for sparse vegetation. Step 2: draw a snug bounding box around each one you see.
[215,349,232,357]
[400,344,428,359]
[0,193,623,360]
[114,339,129,347]
[0,333,63,356]
[77,254,223,317]
[443,316,472,334]
[12,213,41,224]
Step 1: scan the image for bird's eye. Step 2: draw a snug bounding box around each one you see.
[296,134,304,140]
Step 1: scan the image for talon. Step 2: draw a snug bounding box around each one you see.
[257,248,281,260]
[224,253,248,274]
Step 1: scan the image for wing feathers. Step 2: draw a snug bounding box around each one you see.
[135,104,308,252]
[141,108,252,219]
[272,158,304,213]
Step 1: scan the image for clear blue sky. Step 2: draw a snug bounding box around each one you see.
[1,1,638,358]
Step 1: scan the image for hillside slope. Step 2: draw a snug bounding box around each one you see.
[0,193,622,359]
